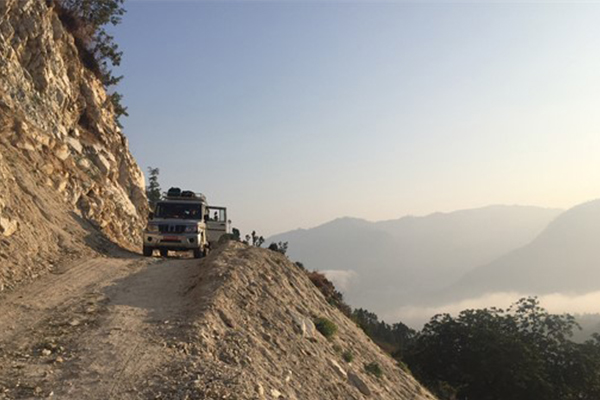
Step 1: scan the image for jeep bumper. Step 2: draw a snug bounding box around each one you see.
[144,232,202,251]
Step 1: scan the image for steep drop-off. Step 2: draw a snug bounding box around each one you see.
[178,242,435,399]
[0,0,147,290]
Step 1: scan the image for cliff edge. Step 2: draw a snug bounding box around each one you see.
[169,242,435,399]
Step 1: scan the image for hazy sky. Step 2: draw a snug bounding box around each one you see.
[113,1,600,236]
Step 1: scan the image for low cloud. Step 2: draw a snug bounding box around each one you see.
[386,291,600,329]
[322,270,359,293]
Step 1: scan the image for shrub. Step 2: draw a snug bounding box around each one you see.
[364,362,383,378]
[307,271,352,317]
[267,241,288,255]
[397,360,411,374]
[250,231,264,247]
[217,234,236,246]
[342,350,354,363]
[314,317,338,339]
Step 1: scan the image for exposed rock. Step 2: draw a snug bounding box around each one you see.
[0,0,148,291]
[92,153,111,175]
[293,313,317,338]
[66,136,82,153]
[0,217,18,237]
[328,358,347,379]
[54,144,70,161]
[348,372,371,396]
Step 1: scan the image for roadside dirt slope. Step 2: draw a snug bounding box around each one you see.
[177,241,435,400]
[0,242,435,399]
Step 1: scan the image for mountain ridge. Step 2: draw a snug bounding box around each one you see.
[268,204,563,316]
[440,198,600,301]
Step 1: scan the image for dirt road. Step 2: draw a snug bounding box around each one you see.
[0,253,205,399]
[0,243,438,400]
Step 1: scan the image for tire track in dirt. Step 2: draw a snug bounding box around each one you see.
[0,255,206,399]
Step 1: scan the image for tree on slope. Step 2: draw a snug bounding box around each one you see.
[146,167,161,210]
[53,0,128,125]
[405,297,600,400]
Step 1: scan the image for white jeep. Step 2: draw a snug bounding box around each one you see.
[143,188,229,258]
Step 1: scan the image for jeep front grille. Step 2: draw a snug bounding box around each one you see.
[158,224,186,234]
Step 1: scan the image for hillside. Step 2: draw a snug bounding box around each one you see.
[269,205,562,315]
[0,1,147,291]
[442,199,600,301]
[0,241,435,399]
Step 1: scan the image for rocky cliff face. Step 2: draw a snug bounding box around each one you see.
[0,0,147,290]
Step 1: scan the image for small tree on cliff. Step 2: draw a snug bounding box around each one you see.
[146,167,161,210]
[53,0,128,125]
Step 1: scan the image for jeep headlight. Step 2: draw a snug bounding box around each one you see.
[185,225,199,233]
[147,224,159,233]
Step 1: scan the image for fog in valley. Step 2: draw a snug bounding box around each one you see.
[270,200,600,335]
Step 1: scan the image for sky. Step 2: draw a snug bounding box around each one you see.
[112,1,600,236]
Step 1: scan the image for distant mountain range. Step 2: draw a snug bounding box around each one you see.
[440,199,600,302]
[269,205,563,316]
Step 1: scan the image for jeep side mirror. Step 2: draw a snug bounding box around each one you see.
[148,212,154,220]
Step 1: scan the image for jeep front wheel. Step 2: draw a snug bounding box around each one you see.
[143,246,153,257]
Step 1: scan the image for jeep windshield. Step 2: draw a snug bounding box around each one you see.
[155,202,202,220]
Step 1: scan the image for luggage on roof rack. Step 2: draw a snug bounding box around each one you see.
[163,188,207,202]
[167,187,181,197]
[181,190,195,198]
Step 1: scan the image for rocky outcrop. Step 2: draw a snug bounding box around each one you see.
[0,0,147,290]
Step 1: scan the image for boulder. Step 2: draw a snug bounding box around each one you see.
[328,358,347,379]
[293,313,317,338]
[54,144,69,160]
[0,216,18,237]
[348,372,371,396]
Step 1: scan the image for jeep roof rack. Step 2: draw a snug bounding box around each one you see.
[163,187,207,202]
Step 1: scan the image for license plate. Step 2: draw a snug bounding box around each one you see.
[163,236,179,241]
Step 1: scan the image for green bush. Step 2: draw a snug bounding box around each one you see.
[314,317,338,339]
[397,360,411,374]
[342,350,354,363]
[364,362,383,378]
[268,241,288,255]
[244,231,264,247]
